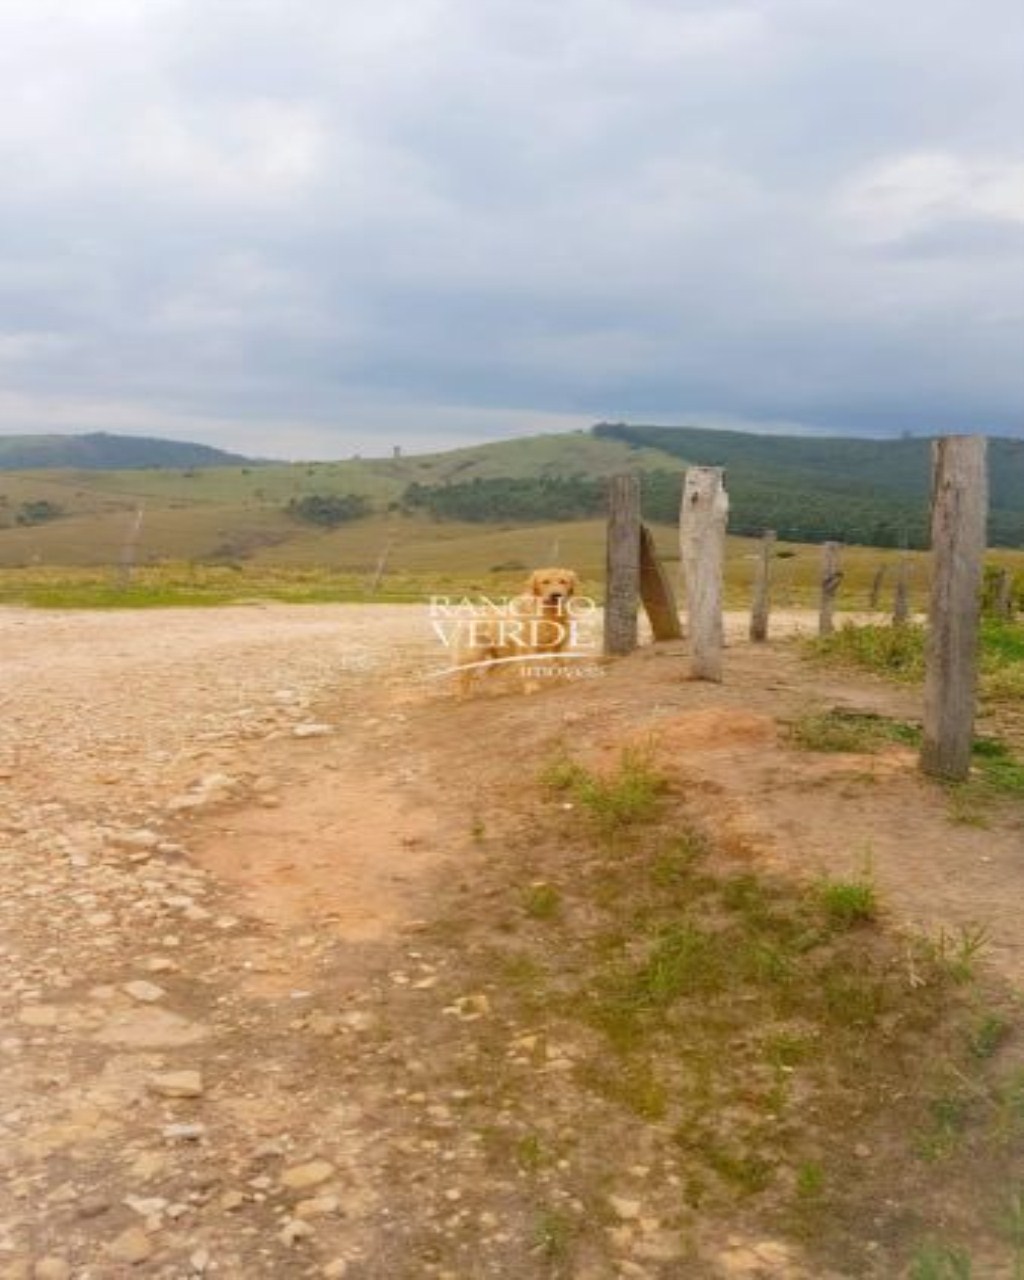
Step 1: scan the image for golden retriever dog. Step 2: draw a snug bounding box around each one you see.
[455,567,579,696]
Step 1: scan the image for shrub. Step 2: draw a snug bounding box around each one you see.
[286,493,371,527]
[15,499,64,526]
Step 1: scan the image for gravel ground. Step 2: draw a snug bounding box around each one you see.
[0,604,453,1280]
[3,603,1014,1279]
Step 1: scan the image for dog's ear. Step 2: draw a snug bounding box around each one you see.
[528,570,544,596]
[565,570,578,594]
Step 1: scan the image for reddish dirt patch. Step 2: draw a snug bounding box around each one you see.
[191,767,446,941]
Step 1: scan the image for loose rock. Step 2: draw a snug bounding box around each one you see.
[123,980,166,1004]
[147,1070,204,1099]
[163,1122,206,1141]
[292,723,332,738]
[280,1159,335,1190]
[33,1260,71,1280]
[279,1218,315,1246]
[108,1226,153,1265]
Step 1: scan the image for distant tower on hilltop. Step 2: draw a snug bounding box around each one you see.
[393,445,402,459]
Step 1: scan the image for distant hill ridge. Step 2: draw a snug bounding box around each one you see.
[2,424,1023,550]
[0,431,254,470]
[593,423,1024,547]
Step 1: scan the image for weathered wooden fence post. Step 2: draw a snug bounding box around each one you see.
[892,557,911,626]
[367,539,393,593]
[818,541,842,636]
[868,564,887,610]
[639,524,683,641]
[777,555,794,608]
[749,530,776,642]
[116,506,145,590]
[604,474,641,656]
[920,436,988,781]
[995,568,1014,620]
[680,467,728,681]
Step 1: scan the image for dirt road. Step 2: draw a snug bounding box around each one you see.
[0,604,455,1279]
[1,604,1021,1278]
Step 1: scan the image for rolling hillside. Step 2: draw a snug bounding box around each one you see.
[0,431,253,470]
[0,430,687,567]
[1,424,1022,569]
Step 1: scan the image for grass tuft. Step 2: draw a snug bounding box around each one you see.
[814,876,879,927]
[966,1012,1011,1061]
[908,1241,974,1279]
[541,749,666,834]
[789,708,920,754]
[810,622,927,680]
[531,1210,574,1261]
[914,925,991,986]
[522,882,561,921]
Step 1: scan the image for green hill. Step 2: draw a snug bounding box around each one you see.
[1,424,1022,568]
[0,431,254,470]
[594,424,1024,548]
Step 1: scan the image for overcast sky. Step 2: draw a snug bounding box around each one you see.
[1,0,1022,458]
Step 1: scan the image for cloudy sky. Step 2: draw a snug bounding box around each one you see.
[1,0,1022,458]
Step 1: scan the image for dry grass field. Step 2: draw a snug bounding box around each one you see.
[2,522,1023,618]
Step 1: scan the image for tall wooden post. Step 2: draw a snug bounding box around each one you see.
[680,467,728,681]
[920,436,988,781]
[818,541,842,636]
[604,474,641,656]
[749,529,776,642]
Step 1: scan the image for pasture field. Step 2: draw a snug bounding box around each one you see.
[2,523,1023,613]
[0,434,681,565]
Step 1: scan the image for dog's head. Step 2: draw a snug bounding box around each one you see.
[528,567,578,606]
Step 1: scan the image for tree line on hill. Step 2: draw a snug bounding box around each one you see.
[398,472,944,546]
[595,423,1024,547]
[306,467,1024,547]
[401,476,605,523]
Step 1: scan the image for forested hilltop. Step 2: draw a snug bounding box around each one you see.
[400,426,1024,547]
[595,424,1024,547]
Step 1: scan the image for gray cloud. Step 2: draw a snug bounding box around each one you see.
[0,0,1021,456]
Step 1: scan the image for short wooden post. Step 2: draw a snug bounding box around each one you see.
[749,530,776,642]
[639,523,682,640]
[604,474,641,656]
[116,506,145,590]
[892,557,911,626]
[777,556,794,608]
[868,564,887,610]
[818,541,842,636]
[680,466,728,681]
[920,436,988,781]
[995,568,1013,620]
[368,540,393,593]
